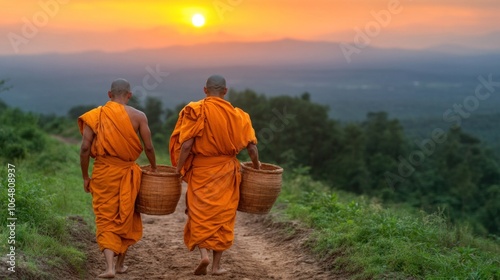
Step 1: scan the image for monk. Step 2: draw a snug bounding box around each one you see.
[170,75,260,275]
[79,78,157,278]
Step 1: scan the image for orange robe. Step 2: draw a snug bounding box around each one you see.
[78,101,143,254]
[170,96,257,251]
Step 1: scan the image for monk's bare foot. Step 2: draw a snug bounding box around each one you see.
[116,265,128,274]
[194,258,210,275]
[212,268,228,276]
[97,270,115,278]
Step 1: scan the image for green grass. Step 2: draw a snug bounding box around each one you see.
[0,137,93,279]
[275,170,500,279]
[0,132,172,279]
[2,127,499,279]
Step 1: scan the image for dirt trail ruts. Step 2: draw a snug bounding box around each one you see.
[82,186,346,280]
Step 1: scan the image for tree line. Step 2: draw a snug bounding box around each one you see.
[2,87,498,237]
[175,90,499,236]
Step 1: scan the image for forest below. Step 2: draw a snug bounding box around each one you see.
[25,88,499,237]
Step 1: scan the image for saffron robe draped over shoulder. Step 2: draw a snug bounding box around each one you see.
[170,96,257,251]
[78,101,143,254]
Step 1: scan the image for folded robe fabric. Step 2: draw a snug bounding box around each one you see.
[170,96,257,251]
[78,101,143,254]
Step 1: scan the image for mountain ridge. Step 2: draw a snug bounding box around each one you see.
[1,39,499,119]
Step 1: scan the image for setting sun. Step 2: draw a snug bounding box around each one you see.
[191,13,205,28]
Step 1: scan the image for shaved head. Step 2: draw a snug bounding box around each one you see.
[110,78,131,97]
[205,75,226,95]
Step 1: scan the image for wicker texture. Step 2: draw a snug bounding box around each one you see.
[238,162,283,214]
[136,165,182,215]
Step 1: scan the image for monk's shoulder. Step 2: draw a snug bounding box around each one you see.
[124,105,146,120]
[234,107,251,119]
[182,101,203,119]
[78,106,101,124]
[77,106,102,134]
[186,100,203,110]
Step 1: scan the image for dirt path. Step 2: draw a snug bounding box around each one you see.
[82,186,346,280]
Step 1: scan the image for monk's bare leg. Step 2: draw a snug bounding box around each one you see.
[212,250,227,275]
[194,247,210,275]
[115,249,128,274]
[98,249,115,278]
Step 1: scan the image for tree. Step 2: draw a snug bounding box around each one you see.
[328,123,369,193]
[144,97,164,133]
[0,79,11,111]
[363,112,406,159]
[360,112,407,195]
[164,102,187,137]
[161,89,500,236]
[228,89,338,168]
[0,107,45,160]
[228,89,272,131]
[0,99,6,111]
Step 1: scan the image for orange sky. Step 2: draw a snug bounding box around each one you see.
[1,0,499,55]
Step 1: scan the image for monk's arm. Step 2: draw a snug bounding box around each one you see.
[246,143,260,169]
[175,138,194,175]
[138,113,157,172]
[80,124,94,193]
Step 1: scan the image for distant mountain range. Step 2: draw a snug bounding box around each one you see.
[1,39,499,120]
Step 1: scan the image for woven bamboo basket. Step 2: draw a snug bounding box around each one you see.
[136,165,182,215]
[238,162,283,214]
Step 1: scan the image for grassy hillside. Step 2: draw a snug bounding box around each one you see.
[1,103,499,279]
[0,127,169,279]
[0,136,94,279]
[2,134,498,279]
[276,168,500,279]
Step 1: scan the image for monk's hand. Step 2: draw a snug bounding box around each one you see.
[253,161,261,170]
[174,167,182,177]
[83,177,91,193]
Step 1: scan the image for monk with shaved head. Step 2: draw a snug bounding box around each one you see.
[170,75,260,275]
[79,78,157,278]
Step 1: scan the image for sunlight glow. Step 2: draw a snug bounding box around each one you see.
[191,13,205,28]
